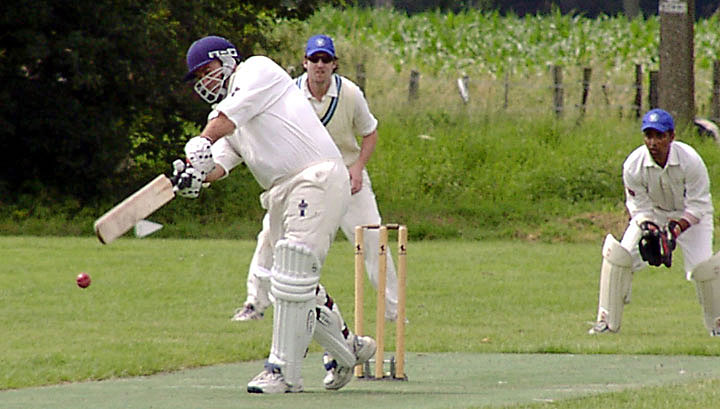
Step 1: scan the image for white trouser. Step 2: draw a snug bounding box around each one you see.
[244,168,398,316]
[262,160,350,383]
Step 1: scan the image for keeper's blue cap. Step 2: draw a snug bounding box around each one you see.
[305,34,335,58]
[641,109,675,133]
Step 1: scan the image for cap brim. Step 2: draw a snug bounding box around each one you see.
[306,48,336,58]
[642,124,669,133]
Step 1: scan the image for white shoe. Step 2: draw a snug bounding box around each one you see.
[231,303,264,322]
[588,320,613,334]
[322,352,337,387]
[247,363,302,394]
[323,335,376,390]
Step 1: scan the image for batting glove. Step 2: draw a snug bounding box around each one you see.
[175,167,204,198]
[184,136,215,180]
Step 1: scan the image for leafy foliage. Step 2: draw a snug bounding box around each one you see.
[0,0,330,204]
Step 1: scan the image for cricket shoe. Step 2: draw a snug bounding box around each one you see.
[231,303,264,322]
[247,363,302,394]
[385,309,410,324]
[323,335,376,390]
[588,320,613,335]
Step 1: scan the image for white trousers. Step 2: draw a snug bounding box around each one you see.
[244,168,398,316]
[262,160,349,383]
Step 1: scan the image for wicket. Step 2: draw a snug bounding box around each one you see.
[354,223,407,380]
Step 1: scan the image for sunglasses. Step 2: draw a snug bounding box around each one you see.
[307,54,335,64]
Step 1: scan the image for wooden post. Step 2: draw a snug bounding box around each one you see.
[374,226,388,379]
[503,72,509,109]
[409,70,419,101]
[649,70,659,109]
[712,60,720,123]
[353,226,365,377]
[457,74,470,104]
[356,63,366,94]
[552,65,563,117]
[634,64,643,118]
[601,84,611,107]
[580,67,592,116]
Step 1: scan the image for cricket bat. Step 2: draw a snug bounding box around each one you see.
[94,175,176,244]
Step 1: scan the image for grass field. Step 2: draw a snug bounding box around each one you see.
[2,235,720,408]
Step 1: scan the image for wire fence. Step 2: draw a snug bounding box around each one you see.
[342,61,720,125]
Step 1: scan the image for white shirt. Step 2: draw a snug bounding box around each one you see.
[210,56,341,189]
[623,140,713,224]
[296,73,377,166]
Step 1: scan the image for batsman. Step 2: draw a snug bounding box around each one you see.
[589,109,719,337]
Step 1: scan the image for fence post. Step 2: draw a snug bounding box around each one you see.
[409,69,419,101]
[552,65,563,117]
[634,64,643,118]
[580,67,592,116]
[649,70,659,109]
[356,63,366,94]
[712,60,720,123]
[503,72,509,109]
[457,74,469,103]
[601,84,610,107]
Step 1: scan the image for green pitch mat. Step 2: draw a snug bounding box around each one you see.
[3,352,720,409]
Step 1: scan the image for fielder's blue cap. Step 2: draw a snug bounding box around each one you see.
[641,108,675,133]
[305,34,336,58]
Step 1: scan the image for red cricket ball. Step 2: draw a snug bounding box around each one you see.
[76,273,91,288]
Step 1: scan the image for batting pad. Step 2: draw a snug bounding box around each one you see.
[268,240,320,387]
[314,304,356,368]
[595,234,633,332]
[689,252,720,334]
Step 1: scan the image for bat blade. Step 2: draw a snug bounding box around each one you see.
[94,175,175,244]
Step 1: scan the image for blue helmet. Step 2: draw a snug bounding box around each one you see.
[184,36,240,104]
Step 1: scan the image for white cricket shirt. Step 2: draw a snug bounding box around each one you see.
[296,73,377,166]
[210,56,341,189]
[623,140,713,223]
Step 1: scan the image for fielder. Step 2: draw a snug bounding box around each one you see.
[231,33,400,325]
[589,108,718,336]
[176,35,376,393]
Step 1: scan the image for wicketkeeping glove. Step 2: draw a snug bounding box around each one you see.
[638,221,674,268]
[184,136,215,180]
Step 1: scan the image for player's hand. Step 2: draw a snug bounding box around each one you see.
[184,136,215,180]
[667,219,687,241]
[348,163,363,195]
[175,167,204,198]
[638,221,663,266]
[658,229,674,268]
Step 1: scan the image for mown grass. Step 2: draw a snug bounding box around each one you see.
[3,236,720,408]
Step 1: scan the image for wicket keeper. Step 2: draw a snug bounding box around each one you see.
[589,109,718,336]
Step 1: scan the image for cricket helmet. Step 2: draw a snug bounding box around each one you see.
[184,35,240,104]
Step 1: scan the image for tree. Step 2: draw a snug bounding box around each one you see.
[623,0,640,18]
[0,0,329,203]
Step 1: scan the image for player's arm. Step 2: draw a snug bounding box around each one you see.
[348,128,377,195]
[200,112,236,144]
[674,155,712,236]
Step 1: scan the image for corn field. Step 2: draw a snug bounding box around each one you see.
[266,7,720,119]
